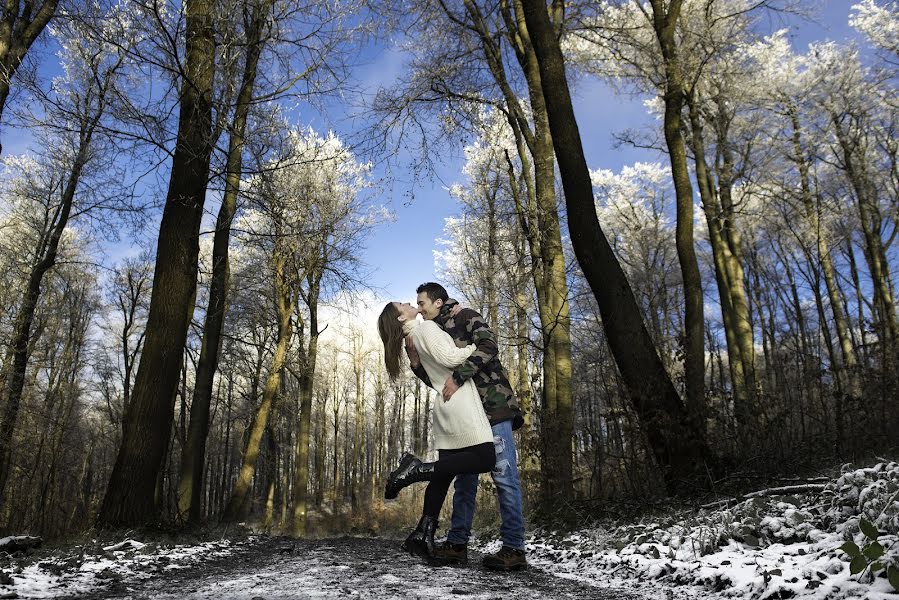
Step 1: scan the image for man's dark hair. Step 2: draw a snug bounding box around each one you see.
[416,282,449,303]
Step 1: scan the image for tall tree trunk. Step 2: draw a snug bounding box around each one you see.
[291,273,322,537]
[374,369,385,490]
[712,100,756,404]
[685,97,754,433]
[342,394,350,500]
[262,425,277,530]
[222,248,293,522]
[177,0,267,525]
[314,387,327,506]
[832,118,897,361]
[331,377,340,509]
[515,289,533,428]
[647,0,705,428]
[291,367,313,537]
[787,109,859,397]
[511,0,573,504]
[520,0,709,489]
[97,0,215,528]
[843,240,869,365]
[217,375,233,518]
[456,0,573,503]
[351,337,364,512]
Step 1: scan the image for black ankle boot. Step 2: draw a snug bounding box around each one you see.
[384,453,435,499]
[403,515,441,564]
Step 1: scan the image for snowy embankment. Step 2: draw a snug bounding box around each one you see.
[473,462,899,599]
[0,536,247,598]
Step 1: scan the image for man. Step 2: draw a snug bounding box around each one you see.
[404,281,527,571]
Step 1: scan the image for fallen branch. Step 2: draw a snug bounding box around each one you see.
[715,473,830,485]
[744,484,827,498]
[102,539,147,552]
[0,535,43,554]
[702,484,827,510]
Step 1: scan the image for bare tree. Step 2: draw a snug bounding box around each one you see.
[177,0,271,526]
[98,0,217,527]
[0,3,133,500]
[519,0,709,489]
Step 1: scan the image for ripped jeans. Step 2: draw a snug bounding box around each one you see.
[445,419,526,551]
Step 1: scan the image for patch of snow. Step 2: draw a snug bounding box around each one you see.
[469,462,899,599]
[0,537,247,599]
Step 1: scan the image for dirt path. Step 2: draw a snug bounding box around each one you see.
[85,537,644,600]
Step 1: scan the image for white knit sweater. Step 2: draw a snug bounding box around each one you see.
[403,319,494,450]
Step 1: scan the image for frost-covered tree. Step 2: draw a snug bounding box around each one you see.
[97,0,219,527]
[0,2,136,502]
[221,126,376,529]
[100,0,372,528]
[177,0,275,527]
[801,42,898,365]
[850,0,899,62]
[515,0,713,490]
[739,32,862,402]
[569,0,807,435]
[591,163,681,363]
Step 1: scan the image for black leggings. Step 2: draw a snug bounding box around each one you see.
[422,441,495,518]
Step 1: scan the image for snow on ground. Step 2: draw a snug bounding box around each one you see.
[470,461,899,600]
[0,536,245,598]
[102,537,636,600]
[1,462,896,599]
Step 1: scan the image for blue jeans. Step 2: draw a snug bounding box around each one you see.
[445,419,526,551]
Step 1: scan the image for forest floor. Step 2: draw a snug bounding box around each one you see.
[1,535,643,599]
[1,460,897,599]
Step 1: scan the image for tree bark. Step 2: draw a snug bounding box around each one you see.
[507,0,573,503]
[647,0,705,429]
[291,272,322,537]
[222,246,294,522]
[713,116,756,402]
[519,0,708,489]
[685,96,754,432]
[522,45,574,506]
[177,0,267,526]
[462,0,574,501]
[97,0,215,528]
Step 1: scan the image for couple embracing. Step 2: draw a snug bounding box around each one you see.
[377,282,527,570]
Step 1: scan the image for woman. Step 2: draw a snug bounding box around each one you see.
[377,301,495,564]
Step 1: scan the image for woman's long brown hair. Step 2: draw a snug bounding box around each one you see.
[378,302,403,381]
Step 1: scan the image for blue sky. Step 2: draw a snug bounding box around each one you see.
[1,1,863,308]
[334,0,862,305]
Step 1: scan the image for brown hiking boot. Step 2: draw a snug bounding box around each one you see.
[434,542,467,565]
[482,546,527,571]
